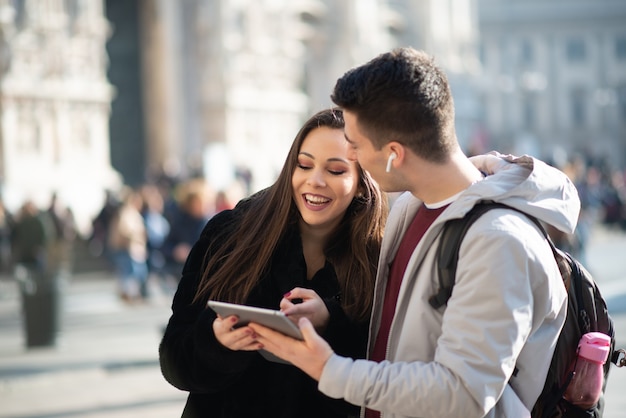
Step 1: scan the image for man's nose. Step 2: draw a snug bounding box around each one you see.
[347,148,358,162]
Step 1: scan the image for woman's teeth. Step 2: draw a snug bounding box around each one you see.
[305,194,330,205]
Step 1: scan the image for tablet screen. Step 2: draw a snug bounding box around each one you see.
[207,300,304,341]
[207,300,304,364]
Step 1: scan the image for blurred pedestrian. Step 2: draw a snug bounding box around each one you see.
[11,200,52,272]
[140,184,171,293]
[89,189,121,261]
[215,190,234,213]
[107,188,149,302]
[161,179,214,280]
[45,193,77,275]
[0,199,14,276]
[601,168,625,230]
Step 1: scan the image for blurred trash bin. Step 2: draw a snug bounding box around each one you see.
[15,263,63,348]
[11,199,68,349]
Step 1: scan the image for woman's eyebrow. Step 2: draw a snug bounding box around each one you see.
[299,152,349,164]
[327,157,349,164]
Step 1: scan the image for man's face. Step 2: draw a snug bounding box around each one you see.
[343,111,391,191]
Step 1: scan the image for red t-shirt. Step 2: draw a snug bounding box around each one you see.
[365,203,448,418]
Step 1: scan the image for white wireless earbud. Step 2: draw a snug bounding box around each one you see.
[386,152,397,173]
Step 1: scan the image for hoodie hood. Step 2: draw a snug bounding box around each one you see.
[384,152,582,257]
[460,152,581,234]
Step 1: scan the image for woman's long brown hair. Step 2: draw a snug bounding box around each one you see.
[194,108,387,321]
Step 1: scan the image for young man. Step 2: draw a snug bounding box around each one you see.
[249,47,580,417]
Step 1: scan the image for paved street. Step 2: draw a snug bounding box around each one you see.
[0,274,188,418]
[1,224,626,417]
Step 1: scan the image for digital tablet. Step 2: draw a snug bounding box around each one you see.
[207,300,303,364]
[207,300,303,340]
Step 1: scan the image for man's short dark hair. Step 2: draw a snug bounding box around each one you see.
[331,47,457,163]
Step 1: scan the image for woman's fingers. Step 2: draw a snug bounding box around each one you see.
[279,298,295,312]
[283,287,316,302]
[213,315,260,351]
[281,287,321,315]
[280,289,330,331]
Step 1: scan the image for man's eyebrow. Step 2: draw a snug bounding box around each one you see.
[344,133,354,143]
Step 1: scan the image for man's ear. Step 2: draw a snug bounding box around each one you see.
[385,142,404,173]
[386,142,405,163]
[386,153,396,173]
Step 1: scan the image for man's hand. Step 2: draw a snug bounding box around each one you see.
[248,317,333,381]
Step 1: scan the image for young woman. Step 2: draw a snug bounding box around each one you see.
[159,108,387,418]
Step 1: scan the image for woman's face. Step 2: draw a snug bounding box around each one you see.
[292,126,359,234]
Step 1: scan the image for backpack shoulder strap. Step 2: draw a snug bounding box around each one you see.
[429,201,555,309]
[429,201,512,309]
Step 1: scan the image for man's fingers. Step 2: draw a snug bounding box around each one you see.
[249,317,331,381]
[297,317,317,342]
[248,322,289,350]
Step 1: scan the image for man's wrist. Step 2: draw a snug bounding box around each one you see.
[318,354,354,399]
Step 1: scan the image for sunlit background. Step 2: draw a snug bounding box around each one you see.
[1,1,626,417]
[1,0,624,235]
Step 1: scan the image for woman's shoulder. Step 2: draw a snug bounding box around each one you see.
[200,207,239,238]
[234,188,268,209]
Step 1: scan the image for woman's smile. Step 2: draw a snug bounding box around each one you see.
[302,193,332,210]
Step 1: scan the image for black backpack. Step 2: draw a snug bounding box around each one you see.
[429,202,625,418]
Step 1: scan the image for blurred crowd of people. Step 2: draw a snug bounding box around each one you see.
[88,177,243,303]
[0,175,245,304]
[0,193,77,282]
[547,153,626,264]
[0,153,625,302]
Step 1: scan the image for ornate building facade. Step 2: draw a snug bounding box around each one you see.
[477,0,626,166]
[0,0,118,232]
[0,0,479,230]
[135,0,479,192]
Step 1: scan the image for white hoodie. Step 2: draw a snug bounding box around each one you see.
[319,153,581,418]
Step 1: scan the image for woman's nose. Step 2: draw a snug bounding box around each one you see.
[307,169,326,187]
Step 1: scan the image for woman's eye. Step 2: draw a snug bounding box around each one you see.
[329,169,346,176]
[297,163,312,170]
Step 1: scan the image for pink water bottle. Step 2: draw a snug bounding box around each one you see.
[562,332,611,409]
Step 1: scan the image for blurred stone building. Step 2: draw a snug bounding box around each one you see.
[476,0,626,167]
[0,0,119,233]
[0,0,479,231]
[3,0,625,235]
[110,0,480,193]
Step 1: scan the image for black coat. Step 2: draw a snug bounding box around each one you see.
[159,198,368,418]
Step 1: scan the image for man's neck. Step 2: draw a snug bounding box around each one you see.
[407,150,483,205]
